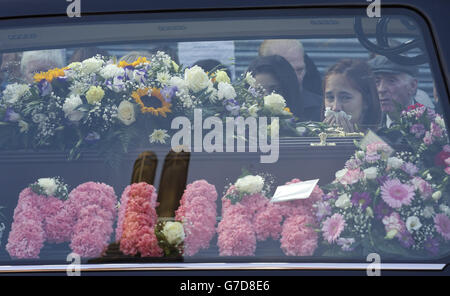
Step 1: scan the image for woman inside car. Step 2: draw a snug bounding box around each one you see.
[322,59,381,133]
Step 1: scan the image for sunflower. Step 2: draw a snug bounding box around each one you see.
[131,87,171,117]
[33,67,68,82]
[118,56,149,68]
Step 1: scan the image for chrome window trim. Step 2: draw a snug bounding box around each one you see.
[0,262,445,273]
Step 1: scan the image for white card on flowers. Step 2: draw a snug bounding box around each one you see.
[270,179,319,203]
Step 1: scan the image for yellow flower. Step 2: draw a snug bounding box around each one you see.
[33,67,68,82]
[131,87,171,117]
[85,86,105,104]
[214,70,231,84]
[118,56,149,68]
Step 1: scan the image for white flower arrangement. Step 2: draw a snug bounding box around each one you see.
[235,175,265,195]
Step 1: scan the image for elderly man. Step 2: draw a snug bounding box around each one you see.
[21,49,66,83]
[258,39,322,121]
[368,55,433,128]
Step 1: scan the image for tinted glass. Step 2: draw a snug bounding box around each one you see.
[0,8,448,270]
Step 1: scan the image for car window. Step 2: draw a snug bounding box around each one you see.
[0,7,448,272]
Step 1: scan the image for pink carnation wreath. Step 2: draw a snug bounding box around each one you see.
[65,182,118,258]
[6,188,64,259]
[6,181,117,259]
[217,178,323,257]
[175,180,218,256]
[117,182,163,257]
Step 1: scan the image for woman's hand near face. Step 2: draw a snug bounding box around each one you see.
[323,112,355,133]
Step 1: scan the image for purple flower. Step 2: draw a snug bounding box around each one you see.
[424,237,439,256]
[161,86,177,103]
[38,79,52,97]
[410,123,425,138]
[431,122,444,138]
[401,162,419,176]
[376,175,389,186]
[351,192,371,210]
[4,107,20,122]
[374,201,392,220]
[323,190,338,201]
[224,99,240,116]
[345,158,362,170]
[105,76,125,92]
[444,145,450,153]
[397,231,414,248]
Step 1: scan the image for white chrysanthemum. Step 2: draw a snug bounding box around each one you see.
[263,93,286,115]
[217,82,236,101]
[81,57,104,74]
[387,157,403,169]
[157,71,171,86]
[184,65,209,93]
[62,94,84,122]
[149,129,169,144]
[85,86,104,104]
[235,175,264,195]
[363,167,378,180]
[2,83,30,105]
[245,72,256,87]
[117,100,136,126]
[248,104,259,117]
[100,64,125,79]
[406,216,422,232]
[67,62,82,71]
[37,178,58,196]
[162,221,185,246]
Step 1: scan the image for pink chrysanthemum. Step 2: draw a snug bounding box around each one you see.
[322,213,346,244]
[381,179,415,209]
[434,214,450,241]
[280,215,318,256]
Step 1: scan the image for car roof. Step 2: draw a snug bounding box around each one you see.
[0,0,443,19]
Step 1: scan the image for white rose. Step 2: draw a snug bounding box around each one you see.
[100,64,124,79]
[335,193,351,209]
[169,76,188,92]
[435,115,445,128]
[81,57,104,74]
[356,151,365,160]
[184,65,210,93]
[263,93,286,115]
[432,191,442,201]
[215,70,231,84]
[363,167,378,180]
[162,221,185,246]
[63,95,84,122]
[235,175,264,195]
[387,157,403,169]
[406,216,422,233]
[117,100,136,126]
[37,178,58,196]
[217,82,236,101]
[335,168,348,181]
